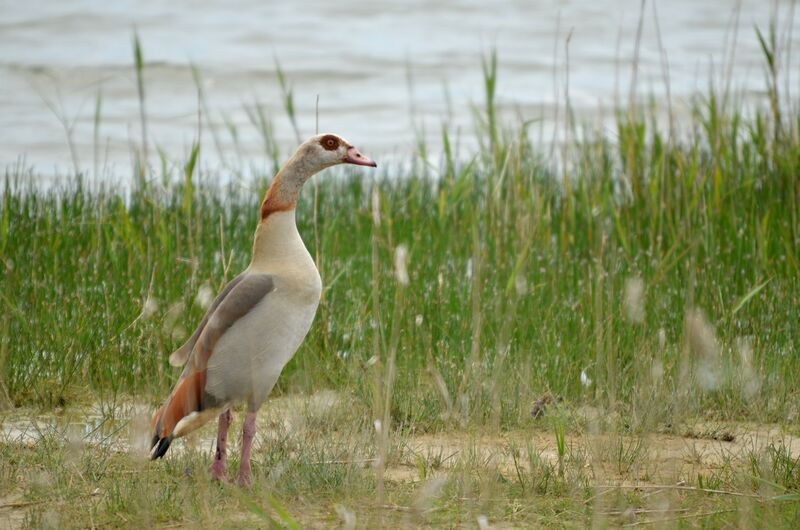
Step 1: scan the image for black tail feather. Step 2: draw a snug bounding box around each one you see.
[150,435,173,460]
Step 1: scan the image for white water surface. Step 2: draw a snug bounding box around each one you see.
[0,0,796,177]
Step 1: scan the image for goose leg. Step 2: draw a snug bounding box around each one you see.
[237,411,257,487]
[209,408,232,481]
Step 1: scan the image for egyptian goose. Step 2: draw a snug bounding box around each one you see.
[150,134,376,486]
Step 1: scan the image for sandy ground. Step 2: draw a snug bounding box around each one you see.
[3,393,799,482]
[387,422,800,484]
[2,393,799,527]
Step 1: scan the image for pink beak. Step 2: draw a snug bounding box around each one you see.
[343,146,377,167]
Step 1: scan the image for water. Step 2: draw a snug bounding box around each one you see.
[0,0,796,176]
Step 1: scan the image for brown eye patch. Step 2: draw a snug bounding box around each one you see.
[319,134,340,151]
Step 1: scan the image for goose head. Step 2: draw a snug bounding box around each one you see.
[299,133,377,171]
[258,133,377,222]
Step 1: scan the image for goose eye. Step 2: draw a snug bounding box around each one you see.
[320,134,340,151]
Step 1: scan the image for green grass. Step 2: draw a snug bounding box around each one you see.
[2,85,797,424]
[1,27,800,528]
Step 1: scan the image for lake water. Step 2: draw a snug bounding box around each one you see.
[0,0,796,176]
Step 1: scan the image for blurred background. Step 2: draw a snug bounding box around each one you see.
[2,3,800,527]
[1,0,794,175]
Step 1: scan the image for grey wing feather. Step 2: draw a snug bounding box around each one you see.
[168,273,246,366]
[189,274,275,371]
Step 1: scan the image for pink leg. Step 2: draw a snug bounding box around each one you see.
[237,411,257,487]
[209,409,232,481]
